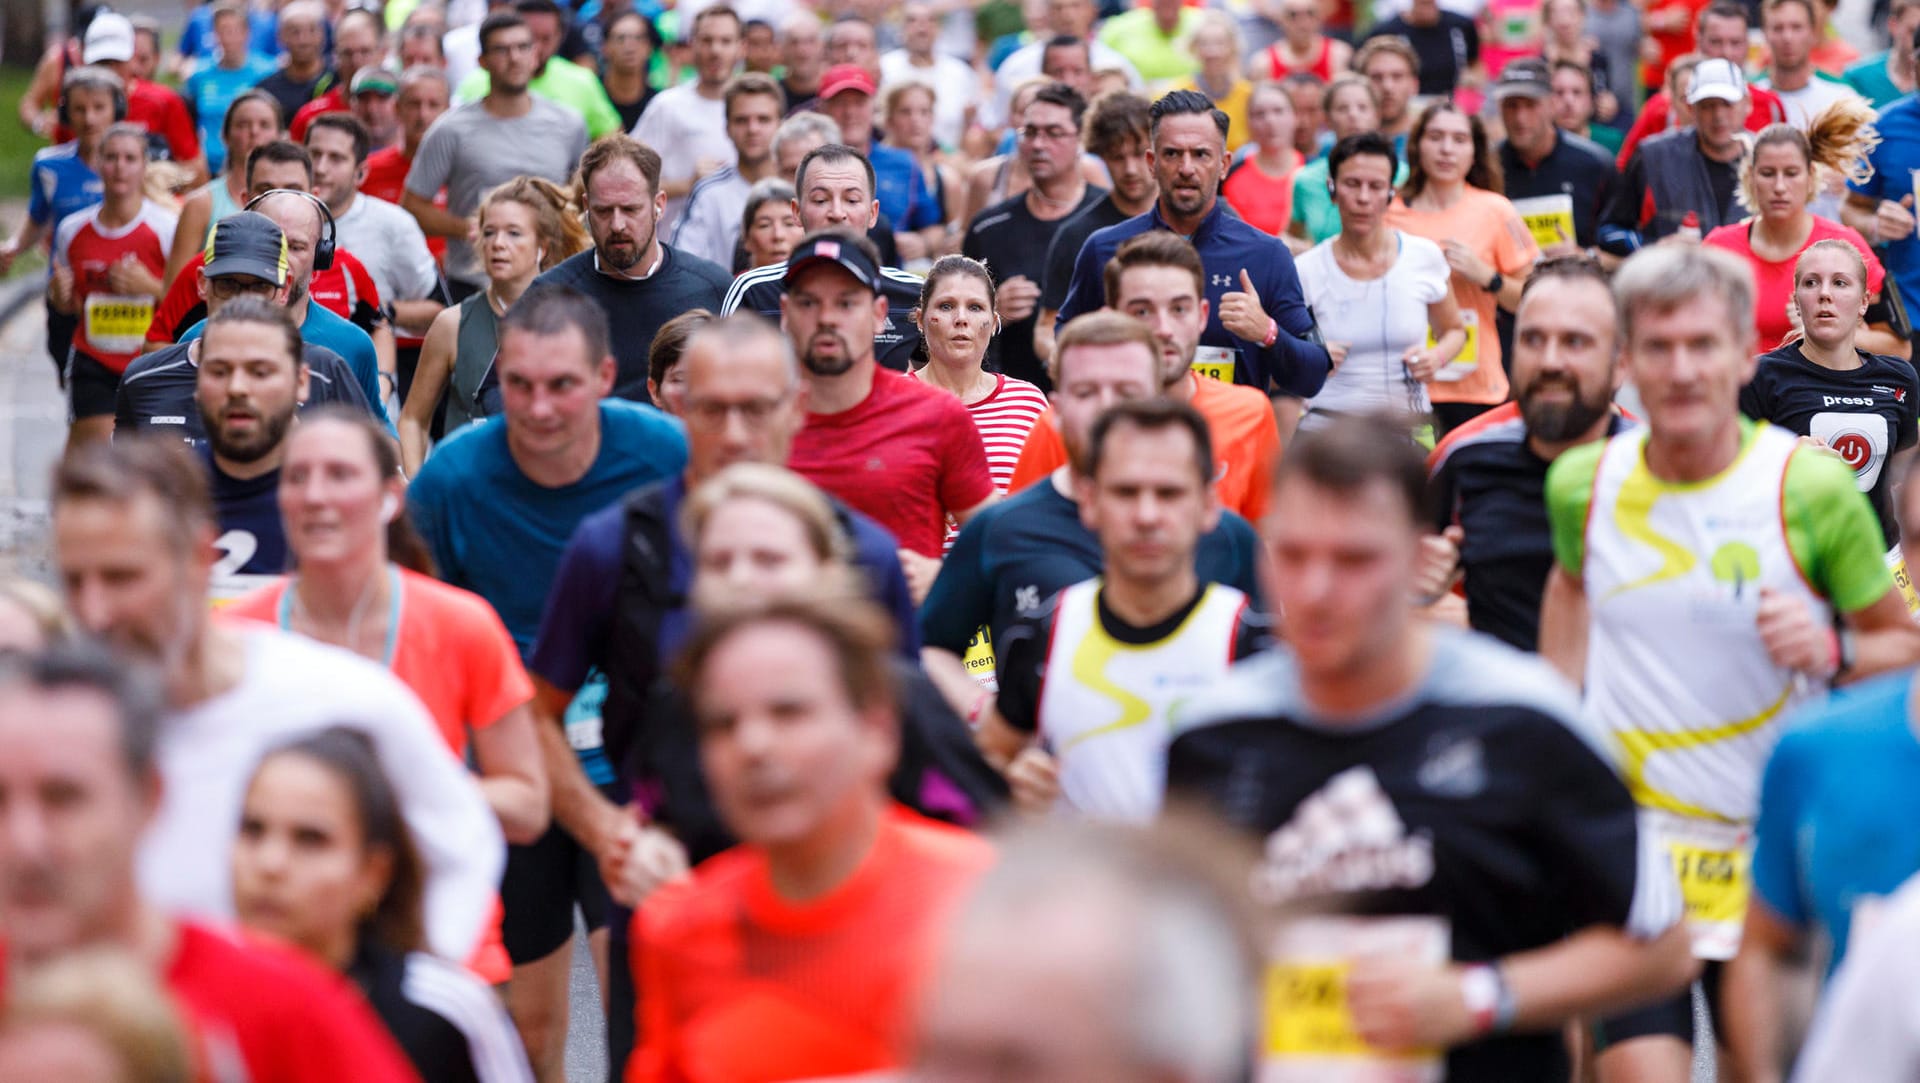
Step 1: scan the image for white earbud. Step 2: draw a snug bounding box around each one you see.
[380,494,399,523]
[536,246,547,264]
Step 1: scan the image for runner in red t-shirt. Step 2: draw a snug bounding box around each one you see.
[0,648,420,1083]
[781,232,995,569]
[361,68,452,264]
[50,124,177,444]
[148,247,385,347]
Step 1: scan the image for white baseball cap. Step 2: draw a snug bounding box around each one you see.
[83,12,136,65]
[1687,57,1748,105]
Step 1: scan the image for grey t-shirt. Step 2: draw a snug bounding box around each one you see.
[334,194,441,305]
[404,97,587,286]
[1585,0,1640,109]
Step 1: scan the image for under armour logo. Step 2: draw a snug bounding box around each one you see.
[1210,273,1233,288]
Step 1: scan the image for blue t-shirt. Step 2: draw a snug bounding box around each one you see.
[28,143,102,231]
[1055,199,1331,397]
[408,400,688,654]
[1753,672,1920,974]
[869,142,942,232]
[204,452,286,579]
[919,475,1264,656]
[183,56,279,174]
[1851,93,1920,319]
[177,7,281,65]
[183,303,386,423]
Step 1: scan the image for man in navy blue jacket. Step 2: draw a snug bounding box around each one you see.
[1055,90,1330,398]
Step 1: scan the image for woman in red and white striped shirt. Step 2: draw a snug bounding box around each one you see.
[910,256,1050,547]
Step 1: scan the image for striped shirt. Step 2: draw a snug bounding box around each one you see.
[913,370,1049,550]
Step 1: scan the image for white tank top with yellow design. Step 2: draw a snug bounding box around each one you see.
[1583,423,1828,827]
[1036,579,1247,824]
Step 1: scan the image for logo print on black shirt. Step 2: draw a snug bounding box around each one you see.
[1251,765,1435,904]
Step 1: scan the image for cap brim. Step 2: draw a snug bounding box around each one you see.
[1688,88,1743,104]
[201,259,283,285]
[783,254,876,291]
[1492,84,1550,101]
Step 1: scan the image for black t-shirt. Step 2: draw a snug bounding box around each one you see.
[1366,13,1479,96]
[1740,343,1920,546]
[253,68,334,128]
[116,340,374,446]
[1430,411,1630,651]
[1167,630,1674,1081]
[963,187,1106,388]
[1496,131,1618,249]
[527,244,732,402]
[997,583,1268,733]
[347,944,483,1083]
[609,85,655,134]
[205,452,287,579]
[1040,194,1135,317]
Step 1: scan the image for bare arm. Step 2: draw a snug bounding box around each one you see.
[469,701,552,844]
[19,46,63,136]
[951,493,996,528]
[530,676,629,855]
[391,299,446,338]
[1539,564,1589,687]
[165,191,213,290]
[1502,924,1700,1028]
[1839,589,1920,683]
[400,307,457,475]
[1721,902,1804,1083]
[0,218,49,274]
[921,645,988,721]
[1033,307,1058,363]
[402,190,473,240]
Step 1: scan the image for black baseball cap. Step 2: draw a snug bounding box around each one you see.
[202,212,290,286]
[782,233,880,294]
[1491,59,1552,101]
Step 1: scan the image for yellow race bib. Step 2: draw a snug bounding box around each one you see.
[1263,916,1446,1082]
[1651,813,1752,960]
[1510,194,1576,251]
[1887,547,1919,616]
[962,625,998,692]
[84,293,155,355]
[1193,345,1237,383]
[1428,311,1478,382]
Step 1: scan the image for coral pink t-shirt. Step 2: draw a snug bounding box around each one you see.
[1704,215,1886,351]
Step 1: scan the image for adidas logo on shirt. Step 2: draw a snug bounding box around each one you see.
[1251,765,1435,905]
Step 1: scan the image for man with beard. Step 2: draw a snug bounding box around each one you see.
[781,230,994,583]
[117,212,374,442]
[405,12,587,300]
[722,143,931,370]
[305,115,445,355]
[193,296,308,598]
[963,83,1104,389]
[1427,256,1630,652]
[1056,90,1329,398]
[530,135,731,403]
[453,0,623,139]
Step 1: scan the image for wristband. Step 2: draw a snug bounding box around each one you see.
[1459,963,1517,1037]
[1831,627,1856,681]
[966,691,992,726]
[1261,317,1279,348]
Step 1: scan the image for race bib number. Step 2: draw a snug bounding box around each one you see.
[1193,345,1237,383]
[1262,916,1447,1083]
[962,625,998,692]
[1510,194,1576,251]
[1428,312,1477,383]
[84,293,155,355]
[1654,814,1751,960]
[1886,547,1919,616]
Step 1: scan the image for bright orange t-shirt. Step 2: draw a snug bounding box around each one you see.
[226,567,534,755]
[627,806,994,1083]
[1006,371,1280,522]
[1385,187,1539,407]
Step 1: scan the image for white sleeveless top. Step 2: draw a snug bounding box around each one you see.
[1036,579,1248,824]
[1582,423,1827,827]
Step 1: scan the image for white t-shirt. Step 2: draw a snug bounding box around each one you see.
[989,39,1141,128]
[1764,74,1862,128]
[880,50,980,150]
[1792,871,1920,1081]
[335,193,440,305]
[1296,231,1451,421]
[632,82,737,231]
[138,628,504,962]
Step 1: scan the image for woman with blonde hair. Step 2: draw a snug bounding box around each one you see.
[0,577,73,652]
[400,176,588,473]
[1703,100,1904,356]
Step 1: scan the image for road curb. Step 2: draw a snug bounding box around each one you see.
[0,276,41,331]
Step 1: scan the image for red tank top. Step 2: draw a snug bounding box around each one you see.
[1264,36,1334,81]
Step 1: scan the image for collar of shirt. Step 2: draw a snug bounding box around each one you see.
[1147,197,1228,243]
[595,245,665,281]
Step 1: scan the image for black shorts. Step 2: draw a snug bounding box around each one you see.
[66,348,121,421]
[1593,959,1726,1050]
[46,309,77,378]
[498,786,618,965]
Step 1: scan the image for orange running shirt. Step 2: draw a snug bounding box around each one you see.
[1385,187,1540,407]
[1006,371,1280,521]
[627,806,994,1083]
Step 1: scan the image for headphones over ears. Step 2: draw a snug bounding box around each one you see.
[56,72,130,130]
[244,188,338,272]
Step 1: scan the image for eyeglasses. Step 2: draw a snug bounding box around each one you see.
[483,39,535,56]
[683,394,790,428]
[1021,124,1079,142]
[207,277,277,299]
